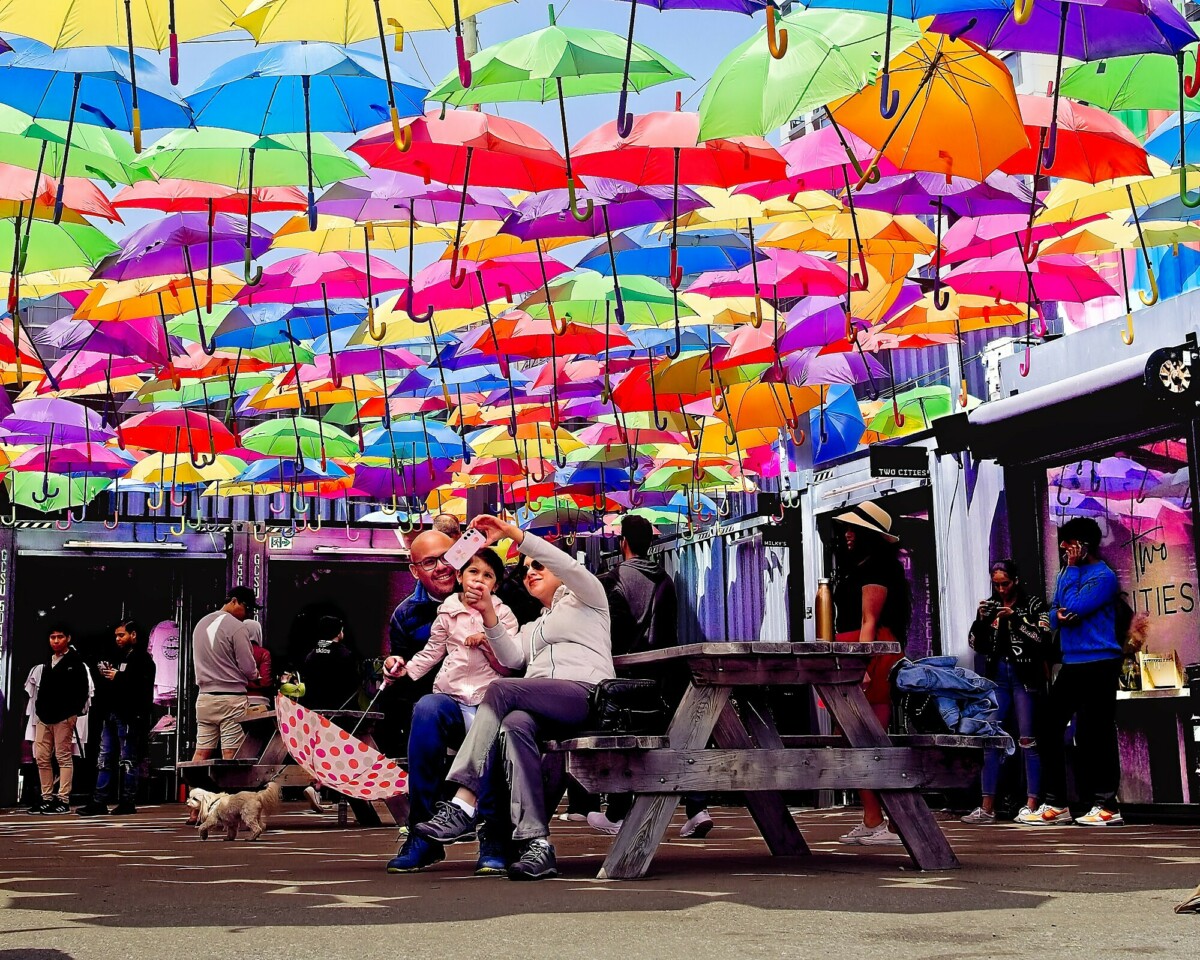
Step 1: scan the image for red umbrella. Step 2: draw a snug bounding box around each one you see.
[464,310,634,359]
[120,410,237,464]
[112,180,307,214]
[0,162,121,222]
[1000,95,1151,184]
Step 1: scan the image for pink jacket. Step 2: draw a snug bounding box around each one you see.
[405,593,519,706]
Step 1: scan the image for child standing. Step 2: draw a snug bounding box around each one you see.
[385,549,518,730]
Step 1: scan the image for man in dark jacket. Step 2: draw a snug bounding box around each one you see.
[78,620,155,817]
[591,517,713,839]
[29,624,91,814]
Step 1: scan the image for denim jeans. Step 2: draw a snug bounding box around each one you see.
[92,713,145,806]
[406,693,505,834]
[980,660,1042,799]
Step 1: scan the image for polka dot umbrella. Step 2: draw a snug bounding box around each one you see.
[275,695,407,800]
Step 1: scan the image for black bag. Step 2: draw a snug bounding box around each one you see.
[588,678,669,734]
[893,691,952,736]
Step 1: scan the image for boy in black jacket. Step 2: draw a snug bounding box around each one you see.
[78,620,156,817]
[29,624,91,814]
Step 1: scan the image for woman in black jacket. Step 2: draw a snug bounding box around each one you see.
[963,559,1052,824]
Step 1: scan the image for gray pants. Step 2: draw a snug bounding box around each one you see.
[446,677,592,841]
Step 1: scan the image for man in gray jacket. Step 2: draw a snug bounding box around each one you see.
[191,586,260,762]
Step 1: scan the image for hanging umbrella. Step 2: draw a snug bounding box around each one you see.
[689,250,850,300]
[698,9,923,139]
[426,4,688,223]
[0,161,121,222]
[579,227,761,279]
[851,170,1034,219]
[736,124,903,201]
[241,417,360,461]
[867,384,974,438]
[120,410,238,460]
[237,253,408,306]
[112,180,307,215]
[316,170,516,225]
[6,471,109,513]
[3,397,114,443]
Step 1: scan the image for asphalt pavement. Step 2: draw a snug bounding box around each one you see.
[1,802,1197,960]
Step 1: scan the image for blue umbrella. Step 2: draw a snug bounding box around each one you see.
[187,41,428,228]
[361,421,464,461]
[810,384,866,464]
[579,226,760,279]
[0,37,192,216]
[213,302,367,349]
[238,457,347,485]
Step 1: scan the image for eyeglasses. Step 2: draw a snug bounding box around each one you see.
[411,554,451,572]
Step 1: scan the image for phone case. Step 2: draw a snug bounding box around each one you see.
[444,529,487,571]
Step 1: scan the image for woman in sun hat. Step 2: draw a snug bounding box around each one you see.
[829,499,912,847]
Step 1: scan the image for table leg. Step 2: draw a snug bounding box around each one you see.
[815,682,960,870]
[599,683,731,880]
[712,698,810,857]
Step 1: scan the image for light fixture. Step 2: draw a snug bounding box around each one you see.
[63,540,186,551]
[312,546,409,557]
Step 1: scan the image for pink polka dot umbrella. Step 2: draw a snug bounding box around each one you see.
[275,695,407,800]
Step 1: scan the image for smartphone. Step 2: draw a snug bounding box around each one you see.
[444,528,488,571]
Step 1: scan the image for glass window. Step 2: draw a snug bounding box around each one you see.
[1043,438,1198,667]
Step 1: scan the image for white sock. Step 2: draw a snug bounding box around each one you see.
[451,797,476,817]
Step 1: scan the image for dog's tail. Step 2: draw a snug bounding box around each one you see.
[259,780,283,815]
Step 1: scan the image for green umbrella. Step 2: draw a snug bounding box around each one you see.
[1061,52,1200,208]
[642,463,739,492]
[0,104,149,187]
[522,270,697,327]
[163,303,236,340]
[6,472,111,515]
[428,3,687,221]
[0,220,118,273]
[867,384,975,439]
[241,416,359,461]
[697,9,922,140]
[130,373,276,407]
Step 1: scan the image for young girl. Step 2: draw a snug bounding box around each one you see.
[385,548,518,730]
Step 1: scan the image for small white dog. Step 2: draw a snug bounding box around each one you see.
[188,782,282,841]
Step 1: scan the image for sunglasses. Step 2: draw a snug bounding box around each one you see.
[526,560,546,573]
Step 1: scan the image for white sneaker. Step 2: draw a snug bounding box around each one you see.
[586,811,622,835]
[557,811,587,822]
[304,786,326,813]
[679,810,714,839]
[960,806,996,825]
[1016,803,1073,825]
[1015,805,1035,821]
[839,821,899,845]
[1076,805,1124,827]
[858,824,904,846]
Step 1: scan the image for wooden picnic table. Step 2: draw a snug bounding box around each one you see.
[553,642,1003,880]
[177,709,409,827]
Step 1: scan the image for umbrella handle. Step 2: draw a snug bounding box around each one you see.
[851,249,869,291]
[766,3,788,59]
[388,19,405,51]
[270,491,288,515]
[146,487,165,512]
[31,481,60,505]
[629,485,645,508]
[190,450,217,469]
[669,247,683,289]
[717,497,732,518]
[448,246,467,289]
[498,281,514,303]
[567,178,594,223]
[616,87,634,139]
[666,297,682,360]
[892,395,906,428]
[1013,0,1034,25]
[381,494,399,516]
[1178,60,1200,207]
[1121,312,1135,346]
[1019,340,1032,378]
[132,108,142,154]
[404,285,434,324]
[750,294,764,329]
[456,36,473,88]
[932,279,951,312]
[1020,236,1041,264]
[368,303,388,342]
[947,17,978,42]
[1180,163,1200,208]
[710,378,726,413]
[1138,264,1159,307]
[244,249,263,286]
[548,303,568,336]
[395,122,413,152]
[1187,54,1200,98]
[169,513,187,538]
[878,72,899,121]
[1040,119,1058,171]
[171,486,188,507]
[252,521,271,544]
[55,513,74,532]
[958,377,969,409]
[105,508,120,530]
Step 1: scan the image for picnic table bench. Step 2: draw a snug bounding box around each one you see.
[177,709,408,827]
[548,642,1002,880]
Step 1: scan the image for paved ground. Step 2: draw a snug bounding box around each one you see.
[1,802,1197,960]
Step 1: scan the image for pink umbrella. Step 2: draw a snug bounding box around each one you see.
[9,442,133,476]
[942,213,1111,266]
[36,351,155,394]
[236,253,408,305]
[688,250,849,301]
[275,695,407,801]
[410,253,571,312]
[944,251,1117,305]
[733,125,901,202]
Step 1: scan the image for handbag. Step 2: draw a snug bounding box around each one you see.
[588,678,670,734]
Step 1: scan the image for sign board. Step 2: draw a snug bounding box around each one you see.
[268,535,294,551]
[869,446,930,480]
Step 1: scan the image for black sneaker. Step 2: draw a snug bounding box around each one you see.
[76,802,108,817]
[44,800,71,815]
[507,838,558,881]
[413,801,477,845]
[386,834,445,874]
[25,801,46,815]
[111,803,137,815]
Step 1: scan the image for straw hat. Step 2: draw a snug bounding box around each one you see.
[833,500,899,543]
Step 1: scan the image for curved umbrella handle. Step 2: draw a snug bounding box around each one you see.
[851,248,869,291]
[170,486,188,507]
[1020,236,1041,264]
[456,35,473,88]
[170,513,187,538]
[668,246,683,289]
[855,157,882,191]
[958,377,969,408]
[104,508,120,530]
[1178,68,1200,208]
[448,246,467,289]
[242,244,263,287]
[1041,117,1059,171]
[1121,311,1135,346]
[31,479,60,505]
[388,18,405,51]
[766,3,788,59]
[251,521,271,544]
[548,303,568,336]
[1138,264,1160,306]
[146,486,165,512]
[878,71,899,120]
[1181,164,1200,208]
[404,285,434,324]
[567,178,594,223]
[270,490,288,515]
[197,312,218,357]
[666,294,683,360]
[892,393,906,428]
[616,87,634,139]
[932,278,951,311]
[1013,0,1034,25]
[750,294,764,329]
[1019,339,1032,377]
[1187,55,1200,98]
[710,378,727,413]
[368,303,388,342]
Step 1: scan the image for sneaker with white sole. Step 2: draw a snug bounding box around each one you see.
[1016,803,1073,825]
[304,786,326,814]
[960,806,996,825]
[1014,805,1035,822]
[586,811,622,835]
[839,821,900,845]
[859,824,904,846]
[1076,805,1124,827]
[557,811,588,822]
[679,810,714,839]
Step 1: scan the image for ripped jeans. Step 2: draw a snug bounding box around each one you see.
[980,660,1042,799]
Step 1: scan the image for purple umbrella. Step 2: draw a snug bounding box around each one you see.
[3,398,115,444]
[931,0,1196,169]
[317,170,516,224]
[351,462,454,501]
[40,317,173,365]
[852,171,1035,219]
[766,346,887,387]
[502,179,706,242]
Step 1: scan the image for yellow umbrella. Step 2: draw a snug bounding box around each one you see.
[273,214,455,253]
[246,373,384,411]
[833,35,1028,186]
[347,296,485,344]
[17,376,141,400]
[0,268,94,299]
[1036,160,1181,224]
[760,211,936,256]
[235,0,513,43]
[667,186,841,231]
[680,292,777,327]
[1042,217,1200,256]
[128,453,243,487]
[470,424,584,462]
[883,292,1028,337]
[73,270,245,322]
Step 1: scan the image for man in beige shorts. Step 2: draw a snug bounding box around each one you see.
[191,586,260,762]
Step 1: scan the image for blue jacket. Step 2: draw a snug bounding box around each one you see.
[388,582,442,660]
[1052,561,1121,664]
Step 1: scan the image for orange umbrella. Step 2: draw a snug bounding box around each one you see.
[833,35,1028,187]
[74,271,245,322]
[717,381,823,444]
[881,292,1028,337]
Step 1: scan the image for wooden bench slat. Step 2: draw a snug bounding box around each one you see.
[547,736,669,752]
[176,759,259,768]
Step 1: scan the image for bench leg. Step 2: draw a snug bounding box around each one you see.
[598,683,730,881]
[815,682,959,870]
[712,699,810,858]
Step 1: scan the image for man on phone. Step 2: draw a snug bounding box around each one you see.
[1018,517,1124,828]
